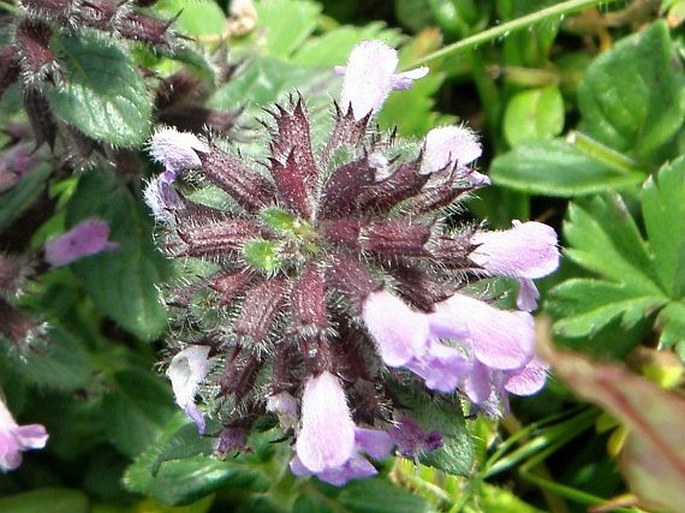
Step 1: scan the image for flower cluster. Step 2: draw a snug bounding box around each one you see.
[147,41,559,486]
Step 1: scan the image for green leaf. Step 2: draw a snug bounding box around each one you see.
[477,483,545,513]
[0,163,52,231]
[655,300,685,351]
[291,23,402,67]
[255,0,322,58]
[154,0,226,36]
[490,139,644,196]
[337,479,433,513]
[0,488,88,513]
[11,326,93,391]
[562,196,662,291]
[549,279,666,338]
[503,86,564,146]
[577,21,685,160]
[124,417,270,506]
[66,171,171,340]
[103,369,176,457]
[390,382,473,476]
[642,158,685,297]
[48,32,151,146]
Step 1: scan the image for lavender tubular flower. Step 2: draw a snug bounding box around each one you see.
[44,219,118,268]
[0,393,48,472]
[148,127,208,180]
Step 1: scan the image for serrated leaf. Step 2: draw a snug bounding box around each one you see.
[655,301,685,350]
[103,369,176,457]
[48,32,151,146]
[0,162,52,231]
[642,158,685,297]
[549,279,666,338]
[563,196,662,292]
[0,488,88,513]
[577,21,685,160]
[66,171,171,340]
[390,382,473,476]
[255,0,322,59]
[490,139,644,197]
[503,86,564,146]
[125,419,270,506]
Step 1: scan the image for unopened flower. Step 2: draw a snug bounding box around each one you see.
[0,393,48,472]
[44,219,118,268]
[148,127,208,181]
[337,40,428,120]
[0,144,41,193]
[167,345,212,434]
[421,126,487,186]
[470,220,559,310]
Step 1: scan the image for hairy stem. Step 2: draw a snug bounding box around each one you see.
[412,0,625,67]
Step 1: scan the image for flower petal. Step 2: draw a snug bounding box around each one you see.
[433,293,535,370]
[505,357,549,396]
[405,340,471,393]
[421,125,482,175]
[362,290,430,367]
[148,127,207,176]
[354,428,394,460]
[167,345,212,433]
[44,219,118,268]
[295,371,355,473]
[470,221,559,279]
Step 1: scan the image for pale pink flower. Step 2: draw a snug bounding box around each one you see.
[0,395,48,472]
[167,345,212,434]
[44,219,118,268]
[337,41,428,121]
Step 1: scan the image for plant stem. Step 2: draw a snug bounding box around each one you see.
[412,0,624,67]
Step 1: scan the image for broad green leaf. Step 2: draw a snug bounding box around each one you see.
[154,0,226,36]
[48,32,151,146]
[337,479,434,513]
[291,23,402,67]
[642,158,685,297]
[0,488,88,513]
[503,86,564,146]
[549,279,666,338]
[255,0,322,59]
[103,369,176,457]
[66,171,171,340]
[489,139,644,197]
[11,326,93,391]
[577,21,685,160]
[540,344,685,513]
[0,163,52,231]
[210,56,331,112]
[390,382,473,476]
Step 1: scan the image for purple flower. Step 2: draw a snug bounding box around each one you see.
[504,356,549,396]
[266,391,298,431]
[404,340,471,393]
[337,41,428,121]
[421,126,487,185]
[292,425,394,486]
[44,219,118,268]
[167,345,212,434]
[0,144,41,193]
[148,127,208,180]
[430,293,535,371]
[362,290,430,367]
[0,394,48,472]
[143,174,185,223]
[469,221,559,310]
[294,371,356,473]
